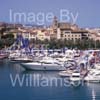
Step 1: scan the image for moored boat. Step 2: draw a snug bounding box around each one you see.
[84,69,100,83]
[0,53,8,60]
[20,56,66,71]
[58,70,73,77]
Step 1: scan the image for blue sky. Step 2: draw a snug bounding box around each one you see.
[0,0,100,28]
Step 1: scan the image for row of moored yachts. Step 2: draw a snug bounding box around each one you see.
[1,49,100,84]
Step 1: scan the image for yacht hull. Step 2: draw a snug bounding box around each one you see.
[84,77,100,83]
[20,62,66,71]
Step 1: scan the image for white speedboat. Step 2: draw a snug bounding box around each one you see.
[84,63,100,83]
[70,71,82,86]
[10,56,33,63]
[0,53,8,60]
[8,50,21,59]
[84,69,100,83]
[20,56,66,71]
[9,53,33,63]
[0,49,9,59]
[58,70,73,77]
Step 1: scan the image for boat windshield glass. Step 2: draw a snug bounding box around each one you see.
[89,72,95,75]
[95,73,100,76]
[72,75,80,77]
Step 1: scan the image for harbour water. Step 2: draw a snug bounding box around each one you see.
[0,60,100,100]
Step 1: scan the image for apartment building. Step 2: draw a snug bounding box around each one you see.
[51,17,89,41]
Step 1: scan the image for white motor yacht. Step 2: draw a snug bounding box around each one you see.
[9,51,20,59]
[20,56,66,71]
[84,63,100,83]
[10,55,33,63]
[9,51,33,63]
[84,69,100,83]
[0,53,8,60]
[58,70,73,77]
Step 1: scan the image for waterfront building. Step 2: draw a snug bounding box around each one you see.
[0,18,94,42]
[3,29,22,39]
[36,29,50,41]
[86,28,100,41]
[51,17,89,41]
